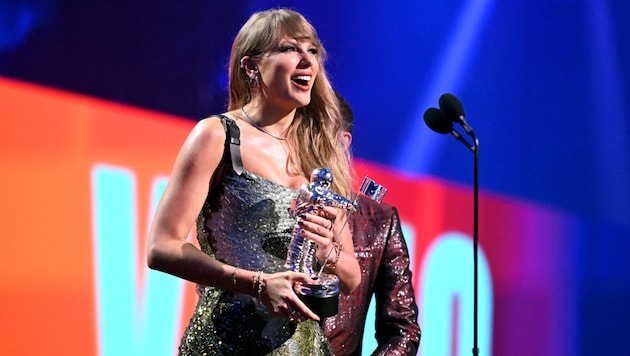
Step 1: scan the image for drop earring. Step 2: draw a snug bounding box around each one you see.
[250,72,260,87]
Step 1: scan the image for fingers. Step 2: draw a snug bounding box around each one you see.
[292,280,311,295]
[289,270,317,285]
[298,223,333,243]
[297,214,336,264]
[317,207,338,230]
[265,272,320,323]
[284,293,319,322]
[298,212,335,238]
[325,218,334,231]
[286,273,319,321]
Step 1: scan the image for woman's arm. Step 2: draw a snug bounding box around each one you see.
[146,117,231,286]
[146,117,320,320]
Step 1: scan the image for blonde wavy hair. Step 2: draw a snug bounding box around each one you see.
[227,8,353,197]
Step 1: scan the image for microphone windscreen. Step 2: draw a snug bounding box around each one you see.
[439,93,465,120]
[424,107,452,134]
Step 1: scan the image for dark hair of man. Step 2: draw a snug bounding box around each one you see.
[335,91,354,134]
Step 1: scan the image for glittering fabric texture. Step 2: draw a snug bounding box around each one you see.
[323,195,421,355]
[179,169,334,355]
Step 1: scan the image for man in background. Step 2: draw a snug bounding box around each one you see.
[323,93,421,355]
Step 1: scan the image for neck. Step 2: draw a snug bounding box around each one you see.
[240,105,290,140]
[243,102,296,125]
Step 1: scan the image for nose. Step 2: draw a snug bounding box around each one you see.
[298,51,315,68]
[298,57,312,69]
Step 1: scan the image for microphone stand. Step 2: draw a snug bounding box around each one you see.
[426,97,480,355]
[452,129,480,356]
[471,133,479,356]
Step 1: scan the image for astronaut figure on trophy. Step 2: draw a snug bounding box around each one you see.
[285,167,358,317]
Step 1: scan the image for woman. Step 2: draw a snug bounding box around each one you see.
[146,8,360,355]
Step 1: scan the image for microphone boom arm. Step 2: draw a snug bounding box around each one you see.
[451,127,477,153]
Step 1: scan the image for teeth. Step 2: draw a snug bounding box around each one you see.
[294,76,311,82]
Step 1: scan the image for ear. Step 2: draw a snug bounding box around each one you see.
[240,56,258,72]
[342,132,352,149]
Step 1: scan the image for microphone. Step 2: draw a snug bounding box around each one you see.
[423,107,452,134]
[424,107,474,151]
[439,93,474,135]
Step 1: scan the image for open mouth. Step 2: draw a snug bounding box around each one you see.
[292,75,312,87]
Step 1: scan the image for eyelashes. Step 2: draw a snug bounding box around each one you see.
[278,44,319,55]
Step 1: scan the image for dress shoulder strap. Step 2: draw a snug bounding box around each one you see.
[218,115,244,176]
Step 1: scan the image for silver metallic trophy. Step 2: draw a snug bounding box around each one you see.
[285,168,357,317]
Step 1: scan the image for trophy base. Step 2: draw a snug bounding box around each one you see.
[300,293,339,318]
[299,273,339,318]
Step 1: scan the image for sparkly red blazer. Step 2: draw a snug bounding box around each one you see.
[323,195,421,355]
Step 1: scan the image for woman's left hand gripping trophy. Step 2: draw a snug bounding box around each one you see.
[285,167,357,317]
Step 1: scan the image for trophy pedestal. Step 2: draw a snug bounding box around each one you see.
[299,273,339,318]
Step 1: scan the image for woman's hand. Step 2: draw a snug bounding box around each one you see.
[259,271,319,323]
[297,206,361,293]
[297,206,338,264]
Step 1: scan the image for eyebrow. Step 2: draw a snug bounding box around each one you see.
[280,36,314,45]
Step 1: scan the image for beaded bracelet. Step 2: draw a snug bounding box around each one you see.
[252,271,259,294]
[257,272,264,301]
[232,267,238,288]
[252,270,264,301]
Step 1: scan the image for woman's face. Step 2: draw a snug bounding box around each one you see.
[256,36,320,109]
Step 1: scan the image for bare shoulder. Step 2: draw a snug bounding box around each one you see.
[173,115,237,171]
[195,115,227,137]
[186,114,234,151]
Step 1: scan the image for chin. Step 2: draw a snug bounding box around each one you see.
[295,94,312,107]
[283,91,312,109]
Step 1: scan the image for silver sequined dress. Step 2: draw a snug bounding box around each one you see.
[178,169,335,356]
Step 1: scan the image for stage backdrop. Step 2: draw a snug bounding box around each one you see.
[1,77,585,356]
